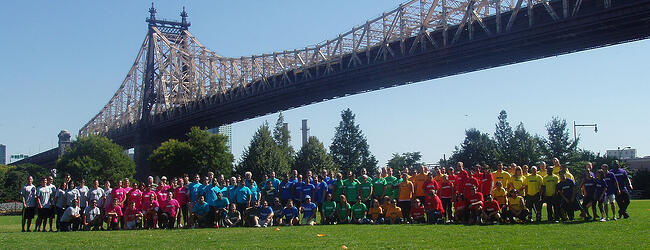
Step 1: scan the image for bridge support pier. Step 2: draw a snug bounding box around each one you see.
[134,134,154,181]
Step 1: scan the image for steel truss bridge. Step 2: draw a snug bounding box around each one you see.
[75,0,650,178]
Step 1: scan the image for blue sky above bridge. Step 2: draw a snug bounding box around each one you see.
[1,0,648,166]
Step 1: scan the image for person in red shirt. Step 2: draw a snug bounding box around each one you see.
[104,197,123,230]
[478,164,494,196]
[173,178,189,228]
[462,174,480,199]
[453,193,468,224]
[466,185,484,224]
[142,195,160,229]
[455,162,469,193]
[481,194,501,224]
[160,191,180,229]
[424,189,444,224]
[423,173,439,197]
[438,174,454,223]
[409,199,426,224]
[124,201,143,230]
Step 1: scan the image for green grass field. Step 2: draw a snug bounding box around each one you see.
[1,200,648,249]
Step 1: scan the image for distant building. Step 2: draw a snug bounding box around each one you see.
[208,124,232,153]
[0,144,6,165]
[301,119,309,148]
[606,148,637,159]
[626,157,650,171]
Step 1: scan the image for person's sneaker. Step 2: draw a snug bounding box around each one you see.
[623,213,630,219]
[600,218,607,222]
[21,229,25,232]
[254,224,261,228]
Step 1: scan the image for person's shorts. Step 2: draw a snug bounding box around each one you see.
[23,207,35,219]
[301,217,315,225]
[126,220,139,230]
[38,207,53,218]
[604,194,616,204]
[582,197,594,205]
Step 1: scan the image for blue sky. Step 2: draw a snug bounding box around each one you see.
[1,0,648,165]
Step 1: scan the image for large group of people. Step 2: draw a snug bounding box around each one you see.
[19,157,633,232]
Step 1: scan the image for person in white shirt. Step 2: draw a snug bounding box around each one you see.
[35,178,54,232]
[88,180,105,211]
[60,199,81,231]
[83,199,102,231]
[65,181,80,208]
[46,176,57,229]
[21,176,36,232]
[54,182,68,231]
[77,179,90,212]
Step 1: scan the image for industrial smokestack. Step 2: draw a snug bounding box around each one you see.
[301,119,309,148]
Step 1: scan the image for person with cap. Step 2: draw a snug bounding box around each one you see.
[503,189,527,223]
[523,166,543,222]
[60,198,82,232]
[300,195,317,225]
[541,165,560,222]
[213,192,230,227]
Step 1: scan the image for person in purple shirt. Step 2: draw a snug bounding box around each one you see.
[557,170,584,221]
[610,160,633,219]
[300,178,315,202]
[601,164,620,220]
[594,170,608,222]
[582,173,597,220]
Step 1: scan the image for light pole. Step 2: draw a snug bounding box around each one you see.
[573,121,598,142]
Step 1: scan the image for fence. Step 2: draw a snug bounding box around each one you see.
[0,202,22,216]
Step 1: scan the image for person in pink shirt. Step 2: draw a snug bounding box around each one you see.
[174,179,189,228]
[160,191,180,229]
[111,181,126,208]
[104,197,123,230]
[122,178,133,194]
[157,186,169,203]
[127,182,143,211]
[142,185,156,207]
[142,196,159,229]
[158,176,171,193]
[124,201,143,230]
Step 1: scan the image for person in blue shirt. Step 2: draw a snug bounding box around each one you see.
[594,169,608,222]
[280,176,293,206]
[601,164,620,221]
[314,176,329,205]
[293,175,304,207]
[263,172,281,197]
[271,198,283,226]
[611,160,633,219]
[300,195,317,226]
[227,177,239,205]
[187,174,202,205]
[248,182,260,204]
[280,200,299,226]
[235,180,252,214]
[213,190,230,227]
[301,178,315,202]
[255,200,274,227]
[198,177,210,199]
[557,170,584,221]
[190,195,210,228]
[244,172,258,190]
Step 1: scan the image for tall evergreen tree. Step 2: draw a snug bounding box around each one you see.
[511,122,543,166]
[237,123,290,182]
[450,128,498,167]
[494,110,514,164]
[294,136,336,175]
[387,152,422,172]
[329,109,378,176]
[542,117,579,164]
[273,112,295,166]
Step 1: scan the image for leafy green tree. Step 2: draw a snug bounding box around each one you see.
[541,117,579,164]
[294,136,336,175]
[494,110,514,164]
[0,164,50,202]
[237,123,290,182]
[149,127,234,177]
[273,112,295,167]
[387,152,422,172]
[511,123,543,166]
[329,109,378,176]
[149,139,193,177]
[450,128,497,167]
[57,135,135,183]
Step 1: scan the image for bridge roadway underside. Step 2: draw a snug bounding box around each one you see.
[103,0,650,177]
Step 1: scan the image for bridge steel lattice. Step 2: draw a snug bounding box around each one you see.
[77,0,650,178]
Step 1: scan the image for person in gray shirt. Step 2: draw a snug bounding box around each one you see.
[54,182,68,231]
[21,176,36,232]
[60,199,81,231]
[88,180,105,209]
[83,199,102,231]
[77,179,90,211]
[65,181,80,208]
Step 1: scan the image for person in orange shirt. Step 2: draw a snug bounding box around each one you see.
[384,199,403,224]
[413,165,429,202]
[367,199,384,224]
[398,173,414,219]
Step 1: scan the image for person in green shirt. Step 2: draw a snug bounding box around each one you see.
[343,172,360,203]
[384,169,398,199]
[357,168,373,183]
[333,173,345,203]
[372,175,387,201]
[359,175,374,207]
[351,196,368,224]
[321,194,337,225]
[337,195,351,224]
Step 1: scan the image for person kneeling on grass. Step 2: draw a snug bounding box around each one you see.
[124,201,143,230]
[453,193,468,224]
[83,199,102,231]
[142,196,160,229]
[367,199,384,224]
[321,194,338,225]
[504,190,528,223]
[104,197,123,230]
[255,200,274,227]
[409,199,426,224]
[245,200,260,227]
[224,203,242,227]
[190,195,209,228]
[280,200,299,226]
[424,190,444,224]
[159,191,180,229]
[301,196,318,226]
[466,185,484,225]
[385,199,403,224]
[337,195,351,224]
[272,198,284,226]
[60,198,82,232]
[481,194,501,224]
[351,196,369,224]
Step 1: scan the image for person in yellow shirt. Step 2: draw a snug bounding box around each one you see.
[551,158,574,180]
[367,199,384,224]
[384,199,403,224]
[538,162,548,177]
[398,173,414,219]
[492,162,511,188]
[508,163,517,175]
[523,167,543,222]
[433,168,444,184]
[504,190,528,223]
[541,166,560,222]
[492,181,508,213]
[521,165,530,177]
[508,167,525,194]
